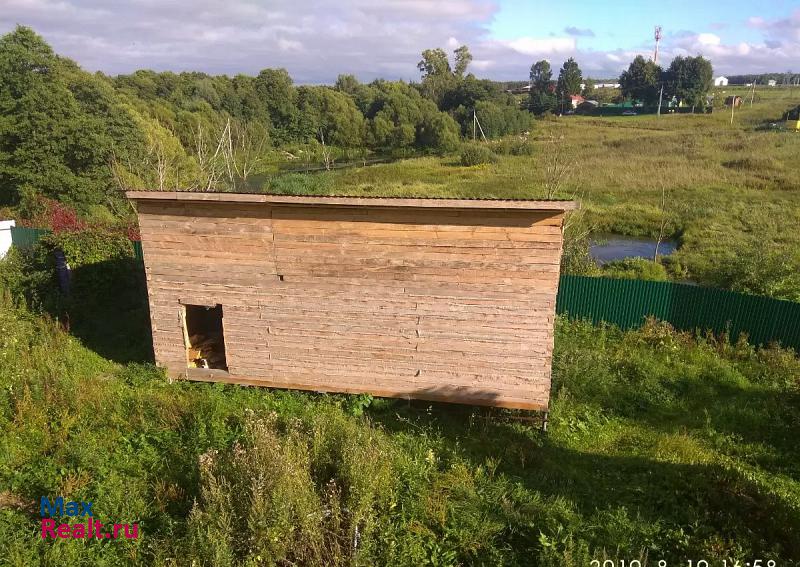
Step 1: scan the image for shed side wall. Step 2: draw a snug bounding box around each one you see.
[136,200,564,410]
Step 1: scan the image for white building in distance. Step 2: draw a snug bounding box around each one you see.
[714,76,729,86]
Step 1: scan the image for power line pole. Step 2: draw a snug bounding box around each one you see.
[472,109,477,141]
[474,110,487,142]
[750,81,756,107]
[657,84,664,116]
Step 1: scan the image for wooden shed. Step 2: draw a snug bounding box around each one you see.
[127,192,577,411]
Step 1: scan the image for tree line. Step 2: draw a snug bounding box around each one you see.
[0,26,535,217]
[726,73,800,86]
[525,54,714,114]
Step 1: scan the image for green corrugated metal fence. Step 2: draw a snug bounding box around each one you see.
[10,226,145,261]
[557,275,800,350]
[9,227,49,248]
[8,227,800,350]
[132,240,144,261]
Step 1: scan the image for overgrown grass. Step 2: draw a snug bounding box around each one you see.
[1,293,798,565]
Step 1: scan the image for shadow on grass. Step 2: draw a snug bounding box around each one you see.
[366,396,800,558]
[66,258,153,364]
[575,369,800,481]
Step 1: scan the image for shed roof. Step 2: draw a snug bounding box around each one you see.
[126,191,578,211]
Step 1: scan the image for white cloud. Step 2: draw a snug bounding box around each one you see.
[277,38,303,52]
[697,33,721,46]
[502,37,576,56]
[0,1,797,82]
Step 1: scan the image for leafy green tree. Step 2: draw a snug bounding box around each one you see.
[453,45,472,78]
[454,101,532,139]
[556,58,583,112]
[334,75,378,117]
[664,55,713,110]
[366,82,423,150]
[111,105,202,191]
[440,75,502,112]
[255,68,299,143]
[528,60,557,115]
[529,60,553,91]
[528,91,557,115]
[416,111,460,153]
[619,55,662,105]
[364,81,457,152]
[417,46,472,105]
[0,26,145,211]
[297,86,365,147]
[334,74,360,96]
[417,48,453,103]
[229,74,269,124]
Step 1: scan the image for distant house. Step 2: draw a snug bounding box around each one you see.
[569,94,585,108]
[714,76,729,86]
[768,80,777,87]
[506,84,532,95]
[595,82,620,89]
[725,96,743,107]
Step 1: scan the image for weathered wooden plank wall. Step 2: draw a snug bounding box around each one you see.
[134,197,567,410]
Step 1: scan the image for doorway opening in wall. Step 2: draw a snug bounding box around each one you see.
[184,304,228,370]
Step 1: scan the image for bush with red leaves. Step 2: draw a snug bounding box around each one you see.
[15,194,140,241]
[48,201,87,234]
[125,224,141,241]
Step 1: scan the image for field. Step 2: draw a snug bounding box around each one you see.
[264,86,800,297]
[1,290,799,566]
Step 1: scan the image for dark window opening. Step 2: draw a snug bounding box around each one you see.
[185,304,228,370]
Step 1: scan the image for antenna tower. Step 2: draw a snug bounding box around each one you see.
[653,26,662,64]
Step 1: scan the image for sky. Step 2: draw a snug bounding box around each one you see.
[1,0,799,83]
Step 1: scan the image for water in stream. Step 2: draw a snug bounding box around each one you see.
[590,234,677,264]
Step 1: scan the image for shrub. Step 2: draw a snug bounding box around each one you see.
[509,140,535,156]
[489,138,535,156]
[711,244,800,302]
[187,411,396,566]
[561,219,600,277]
[601,258,668,281]
[4,229,150,362]
[43,229,134,268]
[460,144,496,166]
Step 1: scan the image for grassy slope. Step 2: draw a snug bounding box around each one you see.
[1,296,798,566]
[291,87,800,288]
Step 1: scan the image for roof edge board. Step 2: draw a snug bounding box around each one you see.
[126,191,578,211]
